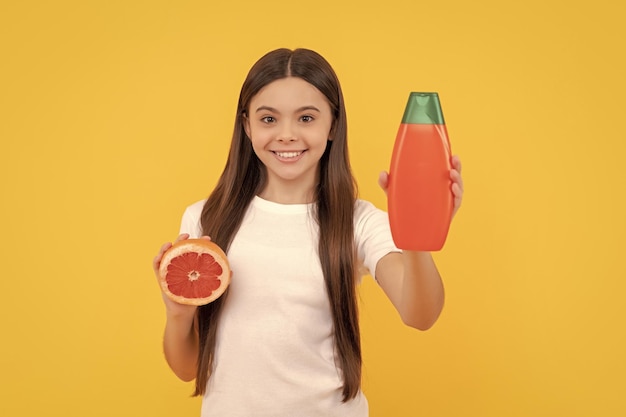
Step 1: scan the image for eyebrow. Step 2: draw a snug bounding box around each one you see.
[254,105,321,113]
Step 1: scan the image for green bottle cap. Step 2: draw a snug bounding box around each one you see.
[401,92,445,124]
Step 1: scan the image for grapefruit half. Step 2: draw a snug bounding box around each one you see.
[158,239,231,306]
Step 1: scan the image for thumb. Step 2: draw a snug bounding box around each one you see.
[378,171,389,194]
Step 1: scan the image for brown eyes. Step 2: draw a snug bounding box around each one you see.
[259,115,315,124]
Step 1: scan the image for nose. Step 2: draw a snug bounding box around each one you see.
[277,121,297,142]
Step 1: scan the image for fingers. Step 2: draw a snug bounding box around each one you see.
[177,233,211,241]
[452,182,463,207]
[174,233,190,243]
[450,168,464,194]
[153,234,189,274]
[450,155,464,216]
[450,155,464,194]
[451,155,462,174]
[153,241,172,273]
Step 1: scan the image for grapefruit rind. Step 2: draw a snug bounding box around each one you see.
[158,239,231,306]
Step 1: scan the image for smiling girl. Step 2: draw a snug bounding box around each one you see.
[153,48,463,417]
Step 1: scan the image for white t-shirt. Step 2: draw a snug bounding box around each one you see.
[179,196,399,417]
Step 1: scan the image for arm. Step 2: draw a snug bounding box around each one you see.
[375,156,463,330]
[153,234,200,381]
[162,307,199,381]
[375,250,444,330]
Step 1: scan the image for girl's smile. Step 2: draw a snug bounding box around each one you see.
[272,150,305,161]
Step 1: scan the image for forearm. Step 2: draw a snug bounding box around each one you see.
[163,311,199,381]
[399,251,445,330]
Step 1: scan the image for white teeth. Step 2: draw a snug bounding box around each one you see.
[275,151,302,158]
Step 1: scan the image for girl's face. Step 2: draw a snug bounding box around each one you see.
[244,76,333,202]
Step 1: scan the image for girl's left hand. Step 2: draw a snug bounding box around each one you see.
[378,154,464,219]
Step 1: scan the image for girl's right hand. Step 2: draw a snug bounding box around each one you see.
[153,233,202,318]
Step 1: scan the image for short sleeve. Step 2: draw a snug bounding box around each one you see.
[179,199,206,238]
[354,200,401,279]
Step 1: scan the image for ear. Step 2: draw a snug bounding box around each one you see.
[328,122,336,141]
[242,111,251,138]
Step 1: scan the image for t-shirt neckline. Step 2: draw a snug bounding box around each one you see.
[253,195,314,214]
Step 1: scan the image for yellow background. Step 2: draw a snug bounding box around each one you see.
[1,0,624,416]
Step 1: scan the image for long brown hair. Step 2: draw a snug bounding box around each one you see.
[195,48,360,402]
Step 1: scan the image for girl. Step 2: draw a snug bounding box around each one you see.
[153,48,463,416]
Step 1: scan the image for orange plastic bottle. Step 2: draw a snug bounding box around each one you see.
[388,92,453,251]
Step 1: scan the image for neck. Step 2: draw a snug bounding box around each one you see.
[258,182,316,205]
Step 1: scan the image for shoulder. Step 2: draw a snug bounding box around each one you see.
[353,198,393,238]
[354,199,387,223]
[183,199,206,219]
[179,199,207,237]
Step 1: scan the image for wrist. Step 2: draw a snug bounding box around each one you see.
[164,299,197,322]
